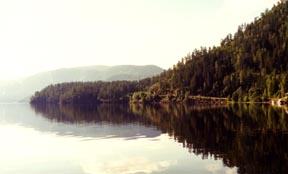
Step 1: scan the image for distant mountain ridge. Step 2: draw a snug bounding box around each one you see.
[26,65,163,83]
[0,65,163,102]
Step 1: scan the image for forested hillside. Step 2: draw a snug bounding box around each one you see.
[31,1,288,104]
[139,1,288,102]
[30,81,140,104]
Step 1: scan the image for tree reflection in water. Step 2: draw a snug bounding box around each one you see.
[31,103,288,174]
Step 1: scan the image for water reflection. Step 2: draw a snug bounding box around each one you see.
[31,104,153,125]
[130,104,288,174]
[31,103,288,174]
[4,103,161,139]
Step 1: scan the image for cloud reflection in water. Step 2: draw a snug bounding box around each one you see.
[82,157,177,174]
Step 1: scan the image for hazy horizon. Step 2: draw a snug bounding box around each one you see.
[0,0,279,80]
[0,64,164,82]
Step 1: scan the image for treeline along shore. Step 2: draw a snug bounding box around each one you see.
[31,1,288,105]
[29,81,229,105]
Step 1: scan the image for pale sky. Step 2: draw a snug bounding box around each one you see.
[0,0,279,80]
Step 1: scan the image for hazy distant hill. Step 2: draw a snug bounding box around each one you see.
[0,65,163,102]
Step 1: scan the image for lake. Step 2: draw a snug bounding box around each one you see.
[0,103,287,174]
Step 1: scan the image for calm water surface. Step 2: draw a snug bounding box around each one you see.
[0,103,287,174]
